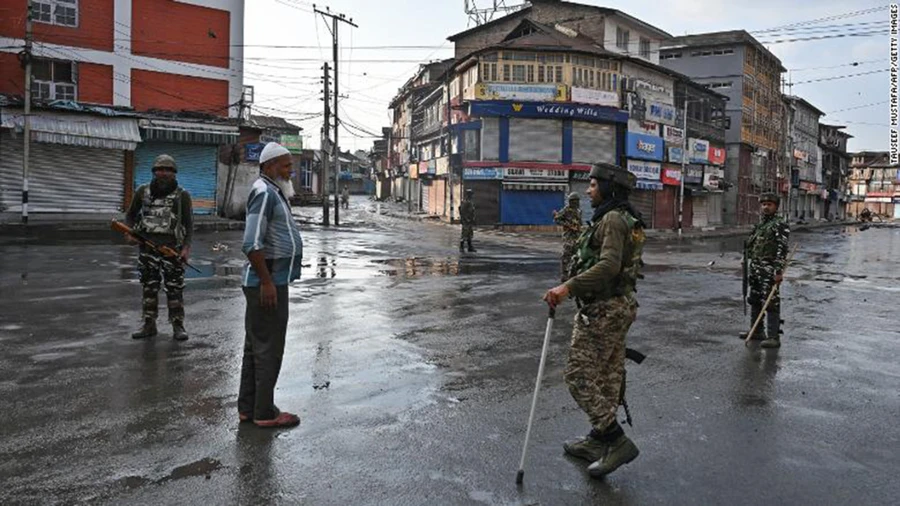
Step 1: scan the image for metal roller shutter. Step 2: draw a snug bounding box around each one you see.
[692,195,709,228]
[500,187,565,225]
[630,189,655,228]
[509,118,561,163]
[421,180,431,213]
[572,122,616,165]
[654,186,677,230]
[707,193,723,225]
[0,132,124,212]
[135,142,218,215]
[465,180,501,225]
[481,118,499,161]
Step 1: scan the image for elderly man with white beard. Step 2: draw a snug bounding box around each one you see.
[238,142,304,428]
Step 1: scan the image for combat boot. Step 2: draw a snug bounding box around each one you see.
[563,429,608,462]
[588,433,640,478]
[172,321,189,341]
[761,309,781,349]
[467,240,477,253]
[459,240,465,253]
[132,318,157,339]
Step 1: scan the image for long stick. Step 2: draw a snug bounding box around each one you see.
[744,244,798,346]
[516,305,555,485]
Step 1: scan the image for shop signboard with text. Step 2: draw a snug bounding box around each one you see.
[688,138,710,164]
[663,125,684,145]
[708,145,726,166]
[626,159,662,181]
[474,83,566,102]
[625,132,664,162]
[463,168,503,180]
[469,101,628,123]
[685,165,704,184]
[661,165,682,186]
[628,119,660,136]
[571,87,620,107]
[503,167,568,180]
[647,101,677,126]
[703,167,725,190]
[668,146,684,164]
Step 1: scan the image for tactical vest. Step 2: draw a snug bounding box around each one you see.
[748,216,785,261]
[135,184,185,243]
[569,208,645,299]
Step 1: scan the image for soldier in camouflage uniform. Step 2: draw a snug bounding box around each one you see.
[125,154,194,341]
[742,192,790,348]
[459,188,477,253]
[553,192,584,282]
[544,162,645,479]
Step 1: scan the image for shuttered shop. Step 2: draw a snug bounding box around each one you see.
[500,183,566,225]
[465,180,501,225]
[0,132,124,212]
[707,193,723,225]
[572,122,616,165]
[421,180,430,212]
[135,142,218,214]
[509,118,561,162]
[692,195,709,228]
[631,190,655,228]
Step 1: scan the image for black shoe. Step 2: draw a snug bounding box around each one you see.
[467,241,477,253]
[132,319,157,339]
[172,322,189,341]
[459,241,465,253]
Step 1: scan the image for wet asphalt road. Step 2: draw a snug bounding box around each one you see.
[1,201,898,506]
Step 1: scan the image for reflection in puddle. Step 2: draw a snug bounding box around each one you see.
[376,257,460,278]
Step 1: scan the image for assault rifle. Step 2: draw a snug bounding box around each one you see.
[742,241,748,316]
[111,220,201,273]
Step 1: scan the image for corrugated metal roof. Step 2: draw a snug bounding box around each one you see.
[139,118,238,145]
[1,108,142,150]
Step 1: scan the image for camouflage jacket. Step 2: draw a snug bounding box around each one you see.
[747,214,790,271]
[554,206,583,243]
[460,200,476,225]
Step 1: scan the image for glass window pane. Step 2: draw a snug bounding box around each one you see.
[32,60,52,80]
[54,61,73,83]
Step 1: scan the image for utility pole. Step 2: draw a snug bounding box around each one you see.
[314,5,358,227]
[678,98,689,238]
[21,1,33,225]
[322,61,331,226]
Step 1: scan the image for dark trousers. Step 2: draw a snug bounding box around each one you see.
[239,285,289,420]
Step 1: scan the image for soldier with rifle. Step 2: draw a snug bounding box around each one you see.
[124,154,194,341]
[554,192,584,282]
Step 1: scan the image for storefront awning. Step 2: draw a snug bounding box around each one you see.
[139,119,238,145]
[635,180,663,191]
[1,109,142,150]
[502,182,569,192]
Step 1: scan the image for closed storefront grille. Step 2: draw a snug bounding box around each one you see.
[572,122,616,165]
[135,142,218,215]
[707,193,723,225]
[500,184,566,225]
[421,180,431,212]
[631,189,655,228]
[692,195,709,228]
[509,118,561,163]
[464,180,501,225]
[654,186,677,230]
[0,132,124,213]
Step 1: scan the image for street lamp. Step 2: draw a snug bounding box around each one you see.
[678,97,707,238]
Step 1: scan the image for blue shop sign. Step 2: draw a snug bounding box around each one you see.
[625,132,664,162]
[684,164,704,184]
[463,167,503,180]
[469,101,628,123]
[668,146,684,163]
[245,143,264,162]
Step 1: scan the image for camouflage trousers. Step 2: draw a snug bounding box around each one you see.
[748,261,780,312]
[461,224,474,241]
[560,242,577,282]
[565,296,638,430]
[138,247,185,324]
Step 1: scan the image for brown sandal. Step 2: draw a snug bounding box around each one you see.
[254,412,300,428]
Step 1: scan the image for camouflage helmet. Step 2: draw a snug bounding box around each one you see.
[152,154,177,172]
[759,192,780,206]
[589,162,635,190]
[567,192,580,201]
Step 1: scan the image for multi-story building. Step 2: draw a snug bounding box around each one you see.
[819,123,852,221]
[846,151,898,219]
[783,96,825,220]
[660,30,786,226]
[0,0,244,215]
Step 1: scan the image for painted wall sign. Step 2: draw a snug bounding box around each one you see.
[474,83,566,102]
[571,87,620,107]
[625,132,664,161]
[626,159,662,181]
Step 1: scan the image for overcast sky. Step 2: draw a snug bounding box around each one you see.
[244,0,891,154]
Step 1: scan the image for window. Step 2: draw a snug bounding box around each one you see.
[512,64,526,82]
[33,0,78,27]
[503,64,511,82]
[639,37,651,59]
[527,65,535,83]
[660,52,682,60]
[463,129,481,161]
[31,59,76,101]
[616,27,630,50]
[537,65,545,83]
[555,66,563,83]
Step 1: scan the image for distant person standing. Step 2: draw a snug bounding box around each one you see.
[553,192,584,282]
[239,142,304,428]
[126,154,193,341]
[459,188,477,253]
[341,185,350,209]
